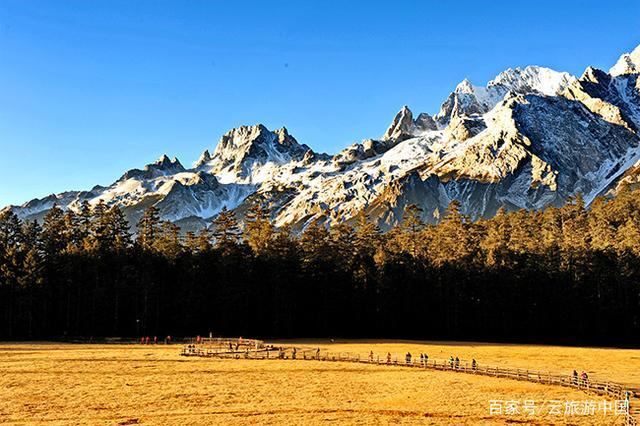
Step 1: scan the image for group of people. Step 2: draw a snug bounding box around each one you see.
[373,351,476,370]
[572,370,589,385]
[139,335,172,345]
[264,345,287,359]
[447,355,478,370]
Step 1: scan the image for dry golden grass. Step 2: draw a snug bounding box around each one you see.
[0,342,636,425]
[285,339,640,385]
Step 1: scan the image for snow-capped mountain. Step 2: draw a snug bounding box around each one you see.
[4,44,640,231]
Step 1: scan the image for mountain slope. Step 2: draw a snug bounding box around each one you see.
[4,44,640,231]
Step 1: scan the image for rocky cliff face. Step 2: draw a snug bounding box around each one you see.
[4,44,640,231]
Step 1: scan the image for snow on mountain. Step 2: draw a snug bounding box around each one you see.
[196,124,313,184]
[3,43,640,231]
[610,44,640,76]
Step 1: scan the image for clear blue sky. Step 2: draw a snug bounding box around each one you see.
[1,0,639,207]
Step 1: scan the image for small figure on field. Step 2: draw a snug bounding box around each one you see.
[229,342,233,351]
[153,336,157,344]
[369,351,374,362]
[572,370,578,385]
[424,354,428,364]
[386,352,392,365]
[145,336,150,345]
[315,347,320,359]
[449,356,454,368]
[292,348,297,359]
[471,359,477,371]
[580,371,588,385]
[455,357,460,369]
[405,352,412,364]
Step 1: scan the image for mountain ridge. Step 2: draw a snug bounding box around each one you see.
[4,44,640,231]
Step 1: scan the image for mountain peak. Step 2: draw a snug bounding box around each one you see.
[455,78,475,93]
[206,124,310,182]
[382,106,414,141]
[153,154,183,170]
[489,65,575,96]
[194,149,211,168]
[609,44,640,76]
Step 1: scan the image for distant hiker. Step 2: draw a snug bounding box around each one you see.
[471,359,477,371]
[387,352,392,365]
[369,351,374,362]
[405,352,412,364]
[572,370,578,385]
[580,371,588,386]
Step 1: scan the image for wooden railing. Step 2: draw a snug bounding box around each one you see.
[181,345,638,425]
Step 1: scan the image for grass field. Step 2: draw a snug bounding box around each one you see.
[0,342,637,425]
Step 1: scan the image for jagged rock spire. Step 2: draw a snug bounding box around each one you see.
[382,106,414,141]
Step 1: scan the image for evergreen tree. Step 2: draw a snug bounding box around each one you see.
[155,221,183,259]
[196,227,212,252]
[41,204,67,257]
[212,207,241,249]
[398,203,425,258]
[0,211,24,338]
[136,206,161,250]
[243,203,274,255]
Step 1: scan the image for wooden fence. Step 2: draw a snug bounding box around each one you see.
[181,345,638,425]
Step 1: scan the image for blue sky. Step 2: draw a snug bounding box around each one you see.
[1,0,639,207]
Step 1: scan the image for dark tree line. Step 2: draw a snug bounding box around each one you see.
[1,189,639,345]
